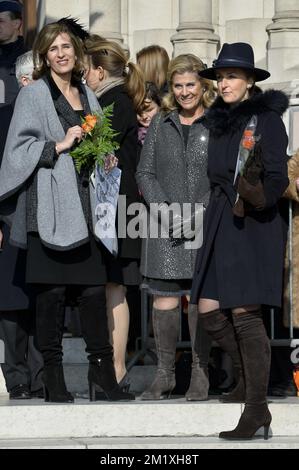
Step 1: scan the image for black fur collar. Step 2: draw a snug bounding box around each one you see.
[206,89,289,137]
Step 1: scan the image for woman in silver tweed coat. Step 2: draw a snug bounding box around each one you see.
[136,54,215,401]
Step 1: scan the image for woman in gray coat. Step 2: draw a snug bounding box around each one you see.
[0,21,133,403]
[136,54,215,400]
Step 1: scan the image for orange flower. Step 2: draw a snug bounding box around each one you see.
[242,137,255,150]
[244,130,254,138]
[82,122,93,133]
[85,114,97,128]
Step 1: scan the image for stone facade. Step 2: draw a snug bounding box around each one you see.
[1,0,298,394]
[37,1,299,83]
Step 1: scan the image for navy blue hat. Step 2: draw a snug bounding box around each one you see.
[0,1,23,14]
[199,42,270,82]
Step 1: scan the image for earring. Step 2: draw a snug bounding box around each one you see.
[46,60,50,67]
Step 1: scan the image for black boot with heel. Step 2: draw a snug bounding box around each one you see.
[36,287,74,403]
[43,365,74,403]
[88,358,134,401]
[78,286,135,402]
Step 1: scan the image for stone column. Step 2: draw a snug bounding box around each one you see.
[267,0,299,83]
[38,0,90,30]
[171,0,219,63]
[89,0,123,43]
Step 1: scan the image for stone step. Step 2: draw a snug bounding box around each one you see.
[64,364,156,395]
[0,436,299,449]
[0,396,298,440]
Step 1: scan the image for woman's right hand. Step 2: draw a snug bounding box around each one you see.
[56,125,83,154]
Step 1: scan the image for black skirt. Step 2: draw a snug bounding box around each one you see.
[26,233,107,285]
[105,253,141,286]
[142,277,192,296]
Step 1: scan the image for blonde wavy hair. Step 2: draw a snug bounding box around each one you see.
[136,45,170,91]
[162,54,216,113]
[84,36,145,111]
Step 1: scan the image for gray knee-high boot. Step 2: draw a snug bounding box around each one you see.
[219,310,272,440]
[185,303,212,401]
[200,309,245,402]
[140,307,180,400]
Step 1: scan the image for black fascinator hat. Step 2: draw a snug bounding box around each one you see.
[57,16,89,40]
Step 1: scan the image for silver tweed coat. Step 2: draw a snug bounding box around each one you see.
[136,110,210,279]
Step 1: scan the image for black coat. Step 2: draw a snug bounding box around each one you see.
[0,36,26,107]
[0,103,32,310]
[190,90,289,308]
[98,85,141,259]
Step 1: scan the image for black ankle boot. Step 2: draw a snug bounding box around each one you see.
[88,358,135,401]
[43,365,74,403]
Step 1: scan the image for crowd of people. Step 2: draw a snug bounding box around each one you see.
[0,0,297,440]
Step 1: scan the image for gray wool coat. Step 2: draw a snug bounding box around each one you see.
[136,110,210,279]
[0,78,100,250]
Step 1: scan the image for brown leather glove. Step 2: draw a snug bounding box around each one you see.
[236,176,266,210]
[243,142,263,185]
[233,197,245,217]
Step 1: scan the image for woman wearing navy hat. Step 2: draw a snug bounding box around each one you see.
[191,42,289,439]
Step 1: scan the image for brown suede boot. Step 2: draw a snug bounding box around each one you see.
[185,304,211,401]
[219,310,272,440]
[140,307,180,400]
[200,308,245,403]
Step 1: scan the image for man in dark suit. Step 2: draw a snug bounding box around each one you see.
[0,51,44,399]
[0,0,26,108]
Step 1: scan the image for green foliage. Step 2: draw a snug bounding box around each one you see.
[70,103,120,173]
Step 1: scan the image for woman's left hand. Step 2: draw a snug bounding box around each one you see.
[237,176,266,210]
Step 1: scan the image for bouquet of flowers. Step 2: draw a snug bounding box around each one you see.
[233,115,264,217]
[70,104,122,256]
[70,103,120,173]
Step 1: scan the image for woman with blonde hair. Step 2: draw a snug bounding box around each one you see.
[136,45,170,94]
[136,54,215,401]
[84,36,144,392]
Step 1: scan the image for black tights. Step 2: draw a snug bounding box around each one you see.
[36,285,112,366]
